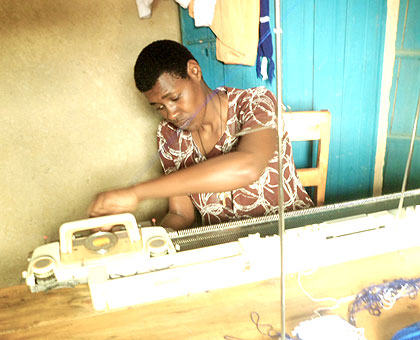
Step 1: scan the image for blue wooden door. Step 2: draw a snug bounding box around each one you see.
[282,0,386,203]
[179,0,387,204]
[382,0,420,194]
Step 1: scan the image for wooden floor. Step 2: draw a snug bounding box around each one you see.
[1,247,419,340]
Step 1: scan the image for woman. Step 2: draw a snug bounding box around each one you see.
[88,40,312,230]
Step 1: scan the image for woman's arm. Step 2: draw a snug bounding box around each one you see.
[137,128,277,196]
[88,128,277,217]
[160,195,196,230]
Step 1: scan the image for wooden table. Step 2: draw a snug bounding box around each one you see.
[1,247,419,340]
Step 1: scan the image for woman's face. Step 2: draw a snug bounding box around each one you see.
[143,64,207,131]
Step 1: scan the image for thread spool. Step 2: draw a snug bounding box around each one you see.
[147,236,169,257]
[32,256,57,284]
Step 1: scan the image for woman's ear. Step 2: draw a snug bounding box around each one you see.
[187,59,202,80]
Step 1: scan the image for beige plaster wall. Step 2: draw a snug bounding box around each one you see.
[0,0,180,288]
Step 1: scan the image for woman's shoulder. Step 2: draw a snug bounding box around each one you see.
[157,120,178,141]
[224,86,276,106]
[223,87,276,117]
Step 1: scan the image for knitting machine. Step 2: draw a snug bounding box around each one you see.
[23,189,420,311]
[23,213,282,311]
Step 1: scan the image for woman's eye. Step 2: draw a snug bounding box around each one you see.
[157,105,164,111]
[171,96,180,102]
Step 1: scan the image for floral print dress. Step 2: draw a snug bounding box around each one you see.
[157,86,313,225]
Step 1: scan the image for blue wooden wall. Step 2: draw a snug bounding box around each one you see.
[383,0,420,194]
[179,0,387,204]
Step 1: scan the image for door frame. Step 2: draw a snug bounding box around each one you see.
[373,0,401,195]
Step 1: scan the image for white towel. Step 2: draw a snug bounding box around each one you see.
[175,0,191,9]
[136,0,154,19]
[194,0,217,27]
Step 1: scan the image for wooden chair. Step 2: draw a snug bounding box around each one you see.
[282,110,331,206]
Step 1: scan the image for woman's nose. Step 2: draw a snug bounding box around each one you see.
[166,104,179,121]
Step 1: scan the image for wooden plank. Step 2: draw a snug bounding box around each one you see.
[373,0,400,196]
[284,111,331,205]
[297,168,322,185]
[283,111,331,141]
[1,247,420,339]
[285,246,420,340]
[0,280,281,340]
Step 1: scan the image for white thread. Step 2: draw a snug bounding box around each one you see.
[298,269,356,316]
[380,284,409,310]
[260,16,270,23]
[260,57,269,81]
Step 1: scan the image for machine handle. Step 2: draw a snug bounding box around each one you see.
[59,213,140,254]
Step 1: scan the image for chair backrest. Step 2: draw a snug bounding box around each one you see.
[283,110,331,206]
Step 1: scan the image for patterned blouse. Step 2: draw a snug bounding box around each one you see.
[157,86,313,225]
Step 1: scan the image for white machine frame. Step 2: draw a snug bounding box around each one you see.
[24,205,420,311]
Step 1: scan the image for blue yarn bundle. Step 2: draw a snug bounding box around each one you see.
[349,278,420,326]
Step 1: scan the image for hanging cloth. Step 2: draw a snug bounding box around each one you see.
[188,0,260,66]
[175,0,191,9]
[256,0,275,82]
[136,0,154,19]
[193,0,217,27]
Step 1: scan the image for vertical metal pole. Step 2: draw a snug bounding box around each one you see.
[397,92,420,219]
[274,0,286,339]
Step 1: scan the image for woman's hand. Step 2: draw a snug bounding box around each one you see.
[88,187,140,217]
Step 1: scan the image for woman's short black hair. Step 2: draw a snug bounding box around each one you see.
[134,39,197,92]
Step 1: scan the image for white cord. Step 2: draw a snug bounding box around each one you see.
[297,269,356,316]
